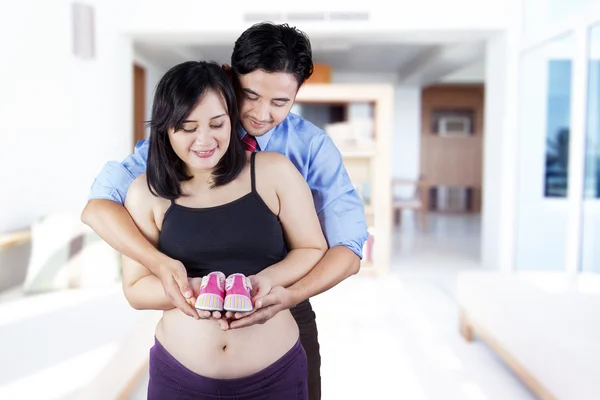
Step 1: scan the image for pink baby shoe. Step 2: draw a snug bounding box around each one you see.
[224,273,253,312]
[195,271,225,311]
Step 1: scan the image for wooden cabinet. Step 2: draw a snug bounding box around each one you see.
[420,84,485,212]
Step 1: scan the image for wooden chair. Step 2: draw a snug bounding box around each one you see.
[391,177,429,230]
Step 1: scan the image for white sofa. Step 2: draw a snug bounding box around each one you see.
[0,284,146,399]
[0,215,156,400]
[457,270,600,400]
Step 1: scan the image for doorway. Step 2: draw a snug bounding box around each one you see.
[133,64,146,148]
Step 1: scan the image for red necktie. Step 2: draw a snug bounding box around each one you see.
[241,134,259,152]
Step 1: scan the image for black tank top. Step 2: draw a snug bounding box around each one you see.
[158,153,287,278]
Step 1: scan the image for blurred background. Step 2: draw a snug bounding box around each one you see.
[1,0,599,399]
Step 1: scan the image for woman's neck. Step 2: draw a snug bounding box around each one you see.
[184,169,215,193]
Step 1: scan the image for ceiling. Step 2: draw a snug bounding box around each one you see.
[134,37,485,85]
[184,42,432,74]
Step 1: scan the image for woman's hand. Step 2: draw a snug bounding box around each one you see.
[224,274,272,320]
[185,277,200,307]
[186,277,219,318]
[187,277,229,329]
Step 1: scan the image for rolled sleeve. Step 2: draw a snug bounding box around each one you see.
[308,134,369,258]
[88,140,149,205]
[318,190,369,259]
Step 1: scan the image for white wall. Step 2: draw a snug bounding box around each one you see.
[133,53,166,139]
[482,31,520,271]
[331,72,422,182]
[392,88,422,182]
[0,0,133,233]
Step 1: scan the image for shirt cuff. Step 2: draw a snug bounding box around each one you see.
[87,161,135,205]
[320,210,369,259]
[87,188,124,204]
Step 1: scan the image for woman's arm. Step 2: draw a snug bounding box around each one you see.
[121,257,174,311]
[121,175,173,311]
[255,154,328,288]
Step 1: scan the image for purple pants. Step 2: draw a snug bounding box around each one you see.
[148,337,308,400]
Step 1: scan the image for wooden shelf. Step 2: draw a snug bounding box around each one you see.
[341,149,376,158]
[297,83,393,103]
[295,83,394,276]
[339,142,377,158]
[0,230,31,251]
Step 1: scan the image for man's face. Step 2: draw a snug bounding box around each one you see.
[236,70,299,137]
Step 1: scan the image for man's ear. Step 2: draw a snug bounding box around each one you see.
[222,64,233,82]
[295,82,304,97]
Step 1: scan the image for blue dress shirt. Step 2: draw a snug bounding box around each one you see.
[89,113,369,258]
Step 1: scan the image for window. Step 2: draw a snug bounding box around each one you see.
[581,24,600,272]
[515,34,574,271]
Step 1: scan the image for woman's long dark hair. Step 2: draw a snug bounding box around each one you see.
[146,61,245,200]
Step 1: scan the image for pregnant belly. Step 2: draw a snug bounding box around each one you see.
[155,308,299,379]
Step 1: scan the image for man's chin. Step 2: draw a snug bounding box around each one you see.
[242,127,270,137]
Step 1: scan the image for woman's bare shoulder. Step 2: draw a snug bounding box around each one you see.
[125,174,166,210]
[254,152,305,189]
[254,152,298,176]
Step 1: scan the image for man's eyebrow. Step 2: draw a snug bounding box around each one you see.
[243,88,259,97]
[243,88,290,102]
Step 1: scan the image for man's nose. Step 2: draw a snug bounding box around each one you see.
[255,101,270,122]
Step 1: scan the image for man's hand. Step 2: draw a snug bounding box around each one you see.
[224,274,271,321]
[158,259,199,319]
[228,285,295,329]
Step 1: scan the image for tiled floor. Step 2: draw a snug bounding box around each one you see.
[312,213,534,399]
[130,213,535,400]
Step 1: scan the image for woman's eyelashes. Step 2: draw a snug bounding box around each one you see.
[180,122,224,133]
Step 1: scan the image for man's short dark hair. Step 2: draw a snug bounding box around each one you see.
[231,22,314,87]
[146,61,245,200]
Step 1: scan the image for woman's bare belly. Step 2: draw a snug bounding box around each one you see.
[155,308,299,379]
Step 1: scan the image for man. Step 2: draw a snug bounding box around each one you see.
[81,22,368,400]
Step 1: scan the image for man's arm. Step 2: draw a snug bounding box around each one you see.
[253,153,328,288]
[285,240,361,306]
[285,131,368,300]
[229,135,367,327]
[81,142,197,318]
[82,199,173,274]
[120,174,174,311]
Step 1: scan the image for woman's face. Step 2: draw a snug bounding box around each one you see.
[168,89,231,173]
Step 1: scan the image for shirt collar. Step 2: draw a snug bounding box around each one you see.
[237,123,276,151]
